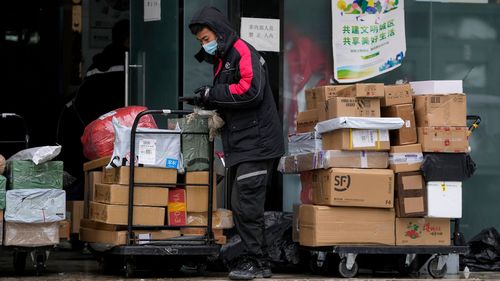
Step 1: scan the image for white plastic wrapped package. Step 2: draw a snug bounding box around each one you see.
[107,117,184,172]
[4,222,59,247]
[288,132,322,155]
[5,189,66,223]
[7,145,61,165]
[315,117,404,134]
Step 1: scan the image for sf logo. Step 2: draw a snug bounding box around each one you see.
[334,175,351,191]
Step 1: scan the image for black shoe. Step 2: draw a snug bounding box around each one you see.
[260,260,272,278]
[228,258,265,280]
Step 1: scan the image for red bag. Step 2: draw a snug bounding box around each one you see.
[81,106,157,160]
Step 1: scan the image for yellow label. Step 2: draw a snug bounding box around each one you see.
[441,183,446,192]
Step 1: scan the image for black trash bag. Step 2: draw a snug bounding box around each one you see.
[220,211,300,268]
[421,153,476,182]
[461,227,500,271]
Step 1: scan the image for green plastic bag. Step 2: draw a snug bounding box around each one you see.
[0,175,6,209]
[8,160,63,189]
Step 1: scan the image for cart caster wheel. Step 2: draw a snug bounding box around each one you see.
[13,251,27,274]
[428,256,447,279]
[35,254,47,276]
[338,258,359,278]
[124,259,136,278]
[308,253,330,275]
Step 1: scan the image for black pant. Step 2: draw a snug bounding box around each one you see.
[230,159,275,259]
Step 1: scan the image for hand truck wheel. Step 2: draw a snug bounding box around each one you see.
[124,257,136,278]
[35,253,47,276]
[338,257,359,278]
[308,252,330,275]
[13,251,27,274]
[427,256,447,279]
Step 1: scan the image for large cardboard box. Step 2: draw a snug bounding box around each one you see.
[389,144,423,173]
[427,181,462,218]
[296,109,319,133]
[103,167,177,185]
[94,183,169,207]
[59,220,71,240]
[84,171,102,219]
[382,84,413,107]
[318,97,381,121]
[186,171,216,212]
[168,188,187,226]
[299,205,395,246]
[89,201,165,226]
[414,94,466,127]
[381,104,417,145]
[322,129,390,151]
[66,201,84,234]
[335,83,385,98]
[396,218,450,246]
[306,85,350,110]
[395,172,427,218]
[417,127,468,153]
[4,222,59,247]
[312,168,394,208]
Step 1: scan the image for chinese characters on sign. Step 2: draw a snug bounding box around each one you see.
[240,17,280,52]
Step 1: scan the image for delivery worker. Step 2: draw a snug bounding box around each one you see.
[189,6,284,280]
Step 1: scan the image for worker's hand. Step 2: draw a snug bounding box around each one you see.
[194,85,212,104]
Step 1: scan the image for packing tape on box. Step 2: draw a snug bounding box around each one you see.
[389,153,424,165]
[168,202,186,212]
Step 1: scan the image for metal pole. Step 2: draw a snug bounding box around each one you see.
[125,51,129,107]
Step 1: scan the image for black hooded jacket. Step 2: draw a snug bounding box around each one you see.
[190,7,284,167]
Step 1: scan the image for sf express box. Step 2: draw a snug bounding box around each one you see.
[296,109,319,133]
[312,168,394,208]
[389,144,423,173]
[381,104,417,145]
[396,218,450,246]
[305,85,350,110]
[335,83,385,98]
[414,94,467,127]
[417,127,468,153]
[318,97,381,121]
[382,84,413,107]
[89,201,165,226]
[394,171,427,218]
[322,129,390,151]
[94,183,169,207]
[299,205,395,246]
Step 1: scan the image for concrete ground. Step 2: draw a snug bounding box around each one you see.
[0,245,496,280]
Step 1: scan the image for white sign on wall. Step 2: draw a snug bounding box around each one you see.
[144,0,161,22]
[240,17,280,52]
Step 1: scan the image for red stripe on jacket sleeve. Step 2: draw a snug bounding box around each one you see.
[229,39,253,95]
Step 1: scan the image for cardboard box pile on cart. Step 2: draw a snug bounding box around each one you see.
[281,81,469,247]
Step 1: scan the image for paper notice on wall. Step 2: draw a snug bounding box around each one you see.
[240,17,280,52]
[332,0,406,82]
[138,139,156,165]
[144,0,161,22]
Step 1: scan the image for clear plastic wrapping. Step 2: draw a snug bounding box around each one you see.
[315,116,404,134]
[5,189,66,223]
[7,145,61,165]
[288,132,322,154]
[4,222,59,247]
[187,209,234,229]
[7,160,63,189]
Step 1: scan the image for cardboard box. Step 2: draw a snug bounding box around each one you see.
[66,201,84,234]
[381,104,417,145]
[318,97,380,121]
[414,94,466,127]
[168,188,187,226]
[83,157,111,172]
[312,168,394,208]
[186,171,216,212]
[410,80,463,96]
[299,205,395,246]
[59,220,71,240]
[84,171,102,219]
[427,181,462,218]
[306,85,350,110]
[396,218,450,246]
[382,84,413,107]
[395,172,427,217]
[322,129,390,151]
[89,201,165,226]
[335,83,385,98]
[94,183,169,207]
[79,227,128,245]
[186,209,234,229]
[180,227,223,237]
[417,127,469,153]
[4,222,59,247]
[296,109,319,133]
[103,167,177,185]
[389,144,423,173]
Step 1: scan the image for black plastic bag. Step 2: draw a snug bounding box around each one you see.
[421,153,476,181]
[461,227,500,271]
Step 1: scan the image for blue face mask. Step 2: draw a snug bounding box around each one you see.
[202,40,218,55]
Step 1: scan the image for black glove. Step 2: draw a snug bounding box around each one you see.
[194,85,212,104]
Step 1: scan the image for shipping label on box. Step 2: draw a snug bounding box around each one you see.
[336,83,385,98]
[318,97,381,121]
[312,168,394,208]
[168,188,187,226]
[381,104,417,146]
[414,94,466,127]
[396,218,450,246]
[323,129,390,151]
[426,181,462,218]
[417,127,468,153]
[395,172,427,217]
[94,184,169,207]
[296,109,319,133]
[382,84,413,107]
[389,144,423,173]
[299,205,395,246]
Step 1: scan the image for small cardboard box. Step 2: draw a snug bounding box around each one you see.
[186,171,216,212]
[396,218,450,246]
[186,209,233,229]
[414,94,467,127]
[306,85,350,110]
[299,205,395,246]
[312,168,394,208]
[66,201,84,234]
[296,109,319,133]
[89,201,165,226]
[389,144,423,173]
[168,188,187,226]
[59,220,71,240]
[381,104,417,145]
[417,127,468,153]
[318,97,381,121]
[322,129,390,151]
[382,84,413,107]
[395,172,427,217]
[427,181,462,218]
[103,167,177,185]
[335,83,385,98]
[94,183,169,207]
